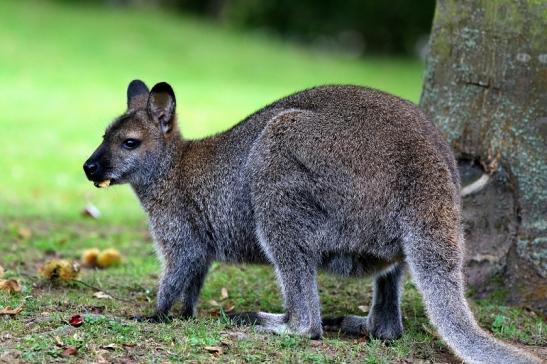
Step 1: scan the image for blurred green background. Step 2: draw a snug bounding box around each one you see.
[0,0,425,222]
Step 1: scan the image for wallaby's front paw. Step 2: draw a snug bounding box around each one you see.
[131,313,172,323]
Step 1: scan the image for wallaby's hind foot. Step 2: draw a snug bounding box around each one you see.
[230,312,321,339]
[322,314,403,340]
[322,315,367,336]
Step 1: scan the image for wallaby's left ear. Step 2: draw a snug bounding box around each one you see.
[148,82,176,134]
[127,79,149,109]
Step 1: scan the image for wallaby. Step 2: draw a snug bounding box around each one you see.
[84,80,540,364]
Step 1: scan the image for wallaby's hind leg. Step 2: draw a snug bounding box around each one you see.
[249,220,323,339]
[230,222,322,338]
[322,263,404,339]
[366,263,405,339]
[405,228,540,364]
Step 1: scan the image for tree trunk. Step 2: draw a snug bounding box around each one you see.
[420,0,546,313]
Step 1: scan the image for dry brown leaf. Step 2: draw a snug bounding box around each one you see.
[0,265,4,278]
[17,227,32,240]
[0,306,23,316]
[421,323,438,337]
[61,347,78,357]
[208,299,220,307]
[220,287,229,300]
[0,279,21,294]
[224,305,235,313]
[93,291,113,300]
[204,346,224,355]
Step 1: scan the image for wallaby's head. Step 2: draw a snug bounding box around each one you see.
[83,80,178,188]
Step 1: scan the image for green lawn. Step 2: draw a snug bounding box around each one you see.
[0,1,544,363]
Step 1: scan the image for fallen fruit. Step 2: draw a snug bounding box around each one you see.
[96,249,122,268]
[81,248,100,267]
[40,259,79,282]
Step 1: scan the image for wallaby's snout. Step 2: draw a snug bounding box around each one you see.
[83,144,112,188]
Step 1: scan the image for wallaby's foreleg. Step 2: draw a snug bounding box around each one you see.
[405,229,541,364]
[322,263,404,339]
[140,246,209,322]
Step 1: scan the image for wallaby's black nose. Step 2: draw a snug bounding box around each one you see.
[84,161,99,176]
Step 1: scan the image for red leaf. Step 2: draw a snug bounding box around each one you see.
[69,314,83,327]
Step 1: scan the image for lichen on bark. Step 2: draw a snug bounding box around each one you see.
[420,0,546,313]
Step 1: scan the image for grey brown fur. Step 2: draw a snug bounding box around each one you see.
[84,80,540,364]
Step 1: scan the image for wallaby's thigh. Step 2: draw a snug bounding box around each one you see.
[247,111,335,338]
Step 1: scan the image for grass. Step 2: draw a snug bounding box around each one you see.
[0,1,544,363]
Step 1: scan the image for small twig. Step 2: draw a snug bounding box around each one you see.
[16,272,135,303]
[73,279,135,303]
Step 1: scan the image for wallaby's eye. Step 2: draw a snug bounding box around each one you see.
[122,138,141,150]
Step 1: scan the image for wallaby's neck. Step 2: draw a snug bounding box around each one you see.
[131,132,188,212]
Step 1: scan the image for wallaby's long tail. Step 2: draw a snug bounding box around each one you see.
[404,232,541,364]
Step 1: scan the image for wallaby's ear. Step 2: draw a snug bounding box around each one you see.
[127,80,149,109]
[147,82,176,134]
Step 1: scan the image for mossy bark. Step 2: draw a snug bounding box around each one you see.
[420,0,546,313]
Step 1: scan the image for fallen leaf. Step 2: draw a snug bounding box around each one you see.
[352,336,367,344]
[93,291,113,300]
[82,204,101,219]
[220,287,229,300]
[0,306,23,316]
[69,315,83,327]
[422,323,438,337]
[101,344,117,351]
[310,340,322,347]
[0,265,4,278]
[204,346,224,355]
[357,305,369,313]
[54,336,64,347]
[62,347,78,357]
[208,299,220,307]
[0,279,21,294]
[223,305,235,313]
[17,227,32,240]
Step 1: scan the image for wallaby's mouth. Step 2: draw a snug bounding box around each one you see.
[93,179,113,188]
